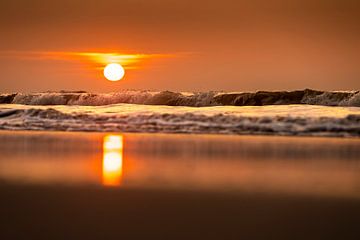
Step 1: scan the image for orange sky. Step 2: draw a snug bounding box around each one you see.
[0,0,359,92]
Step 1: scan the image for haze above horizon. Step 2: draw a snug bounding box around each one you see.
[1,0,359,92]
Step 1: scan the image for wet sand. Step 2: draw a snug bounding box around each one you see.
[0,131,359,239]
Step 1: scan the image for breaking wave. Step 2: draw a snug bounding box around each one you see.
[1,89,359,107]
[0,104,359,137]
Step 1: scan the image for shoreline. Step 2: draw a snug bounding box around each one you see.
[1,130,359,198]
[2,128,360,140]
[1,130,360,239]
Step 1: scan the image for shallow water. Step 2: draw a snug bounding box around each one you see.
[1,131,359,198]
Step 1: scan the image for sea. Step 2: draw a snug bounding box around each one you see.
[0,89,359,137]
[1,89,360,239]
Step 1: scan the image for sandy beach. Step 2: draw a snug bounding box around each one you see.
[0,130,359,239]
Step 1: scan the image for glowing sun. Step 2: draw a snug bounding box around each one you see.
[104,63,125,81]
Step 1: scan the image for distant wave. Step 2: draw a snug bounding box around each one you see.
[1,89,359,107]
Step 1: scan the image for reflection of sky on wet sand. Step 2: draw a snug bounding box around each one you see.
[0,131,360,198]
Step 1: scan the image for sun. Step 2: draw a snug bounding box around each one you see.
[104,63,125,81]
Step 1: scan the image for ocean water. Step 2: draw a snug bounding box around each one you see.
[1,91,360,239]
[1,89,360,106]
[0,90,359,136]
[1,131,360,197]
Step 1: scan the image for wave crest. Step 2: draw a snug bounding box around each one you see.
[0,89,359,107]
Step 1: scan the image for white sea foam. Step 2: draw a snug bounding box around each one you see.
[0,104,359,137]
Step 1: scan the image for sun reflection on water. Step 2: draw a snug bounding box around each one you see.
[102,135,123,186]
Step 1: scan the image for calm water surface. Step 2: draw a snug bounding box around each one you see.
[0,131,359,198]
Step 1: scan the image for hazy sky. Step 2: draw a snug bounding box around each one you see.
[1,0,359,92]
